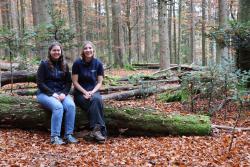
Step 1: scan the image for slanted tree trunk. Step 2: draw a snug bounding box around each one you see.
[0,94,212,136]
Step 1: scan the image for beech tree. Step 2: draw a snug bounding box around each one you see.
[238,0,250,72]
[158,0,170,69]
[111,0,124,67]
[216,0,228,65]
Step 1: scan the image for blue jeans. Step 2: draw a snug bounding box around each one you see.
[74,92,107,136]
[37,93,76,137]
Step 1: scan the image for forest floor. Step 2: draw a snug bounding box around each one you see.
[0,69,249,166]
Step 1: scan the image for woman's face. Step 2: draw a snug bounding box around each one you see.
[83,43,94,60]
[50,45,61,61]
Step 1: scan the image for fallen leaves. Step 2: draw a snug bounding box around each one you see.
[0,129,249,166]
[0,69,249,166]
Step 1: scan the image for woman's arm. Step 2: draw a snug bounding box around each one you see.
[61,65,72,95]
[72,74,89,96]
[37,62,54,96]
[89,75,103,95]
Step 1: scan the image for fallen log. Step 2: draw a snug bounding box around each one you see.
[0,62,19,71]
[102,84,180,101]
[0,94,211,136]
[1,70,36,86]
[212,124,250,131]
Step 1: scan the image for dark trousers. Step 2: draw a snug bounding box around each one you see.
[74,92,107,136]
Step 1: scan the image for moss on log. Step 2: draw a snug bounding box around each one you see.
[0,94,212,136]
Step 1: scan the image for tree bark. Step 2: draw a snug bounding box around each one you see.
[112,0,124,68]
[201,0,206,66]
[0,94,212,136]
[216,0,228,65]
[144,0,152,63]
[189,0,195,64]
[158,0,170,69]
[1,70,36,86]
[238,0,250,72]
[105,0,113,64]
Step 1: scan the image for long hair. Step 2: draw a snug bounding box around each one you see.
[80,41,96,59]
[47,42,67,73]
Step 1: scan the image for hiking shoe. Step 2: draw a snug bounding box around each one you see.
[65,135,78,144]
[90,125,106,141]
[51,136,65,145]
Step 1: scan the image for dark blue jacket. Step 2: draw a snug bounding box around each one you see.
[37,60,72,96]
[72,57,104,95]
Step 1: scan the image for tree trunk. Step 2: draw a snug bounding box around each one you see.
[201,0,206,66]
[111,0,124,67]
[238,0,250,72]
[216,0,228,65]
[31,0,51,59]
[66,0,78,62]
[74,0,85,48]
[189,0,194,64]
[136,0,142,63]
[1,70,36,86]
[168,2,172,64]
[0,94,212,136]
[105,0,113,65]
[172,0,177,64]
[144,0,152,63]
[177,0,182,65]
[158,0,170,69]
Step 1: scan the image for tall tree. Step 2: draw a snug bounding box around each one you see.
[0,0,14,57]
[158,0,170,69]
[66,0,78,61]
[168,1,172,63]
[74,0,85,44]
[144,0,152,63]
[238,0,250,72]
[105,0,113,64]
[216,0,228,65]
[189,0,195,64]
[135,0,142,63]
[111,0,124,67]
[31,0,51,59]
[172,0,177,64]
[125,0,132,64]
[177,0,182,64]
[201,0,206,66]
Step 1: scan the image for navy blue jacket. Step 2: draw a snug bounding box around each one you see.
[72,57,104,95]
[37,60,72,96]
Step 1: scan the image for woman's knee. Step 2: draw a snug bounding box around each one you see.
[91,94,102,103]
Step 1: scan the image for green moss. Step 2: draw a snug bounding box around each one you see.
[157,89,189,102]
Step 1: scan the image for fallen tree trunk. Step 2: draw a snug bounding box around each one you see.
[0,62,19,71]
[0,94,211,136]
[1,70,36,86]
[102,84,180,100]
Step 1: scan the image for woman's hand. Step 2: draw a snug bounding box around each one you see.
[52,93,60,100]
[83,91,94,99]
[59,93,66,101]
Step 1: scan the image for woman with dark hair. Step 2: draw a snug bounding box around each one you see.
[72,41,107,143]
[36,42,77,145]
